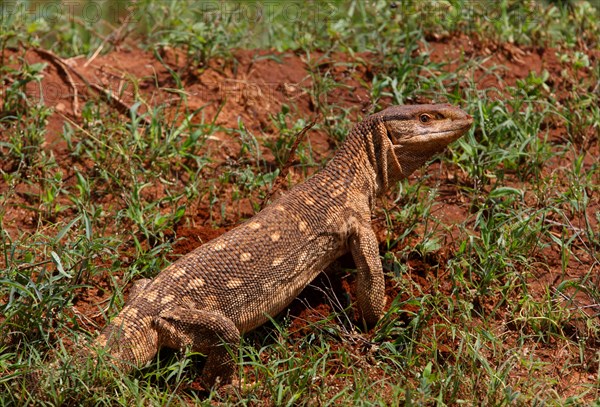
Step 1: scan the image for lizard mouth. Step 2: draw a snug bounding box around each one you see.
[391,118,473,147]
[400,128,469,145]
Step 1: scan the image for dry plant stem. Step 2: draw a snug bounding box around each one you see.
[32,47,79,115]
[85,10,135,67]
[33,47,151,127]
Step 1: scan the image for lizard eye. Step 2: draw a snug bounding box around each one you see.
[419,114,432,123]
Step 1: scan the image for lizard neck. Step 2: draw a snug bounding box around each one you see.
[321,116,401,209]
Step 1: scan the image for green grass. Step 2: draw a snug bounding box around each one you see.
[1,0,600,405]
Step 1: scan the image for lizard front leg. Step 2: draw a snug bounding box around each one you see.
[156,306,240,388]
[349,223,386,327]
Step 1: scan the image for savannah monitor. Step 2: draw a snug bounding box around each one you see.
[93,104,473,387]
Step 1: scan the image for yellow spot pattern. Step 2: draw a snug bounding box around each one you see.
[190,277,205,288]
[226,278,243,289]
[213,241,226,251]
[298,221,307,232]
[161,294,175,305]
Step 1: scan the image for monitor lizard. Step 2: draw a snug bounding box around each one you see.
[92,104,473,388]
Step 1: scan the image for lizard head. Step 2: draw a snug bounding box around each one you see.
[374,104,473,184]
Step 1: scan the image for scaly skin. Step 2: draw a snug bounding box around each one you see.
[94,104,473,387]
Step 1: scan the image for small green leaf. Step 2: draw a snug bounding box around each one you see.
[489,187,523,199]
[51,251,71,278]
[55,215,81,243]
